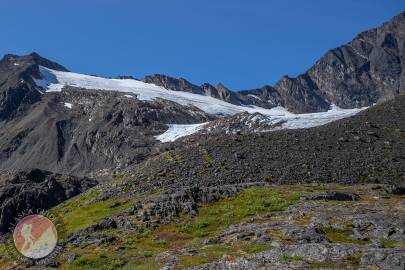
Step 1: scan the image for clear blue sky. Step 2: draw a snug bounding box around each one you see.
[1,1,403,90]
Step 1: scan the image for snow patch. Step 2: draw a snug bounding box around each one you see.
[273,105,366,130]
[64,102,73,109]
[32,66,315,117]
[247,94,262,100]
[156,123,208,142]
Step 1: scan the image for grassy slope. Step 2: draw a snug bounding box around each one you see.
[58,185,302,269]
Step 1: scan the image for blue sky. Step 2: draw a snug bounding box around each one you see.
[1,1,403,90]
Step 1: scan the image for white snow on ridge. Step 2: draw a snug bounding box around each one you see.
[34,66,258,116]
[64,102,73,109]
[269,105,366,130]
[247,94,262,100]
[155,123,208,143]
[32,66,367,142]
[156,105,366,142]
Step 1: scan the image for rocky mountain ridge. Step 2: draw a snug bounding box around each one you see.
[0,52,69,120]
[144,12,405,113]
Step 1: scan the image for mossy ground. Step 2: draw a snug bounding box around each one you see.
[51,187,143,238]
[58,185,302,269]
[1,184,404,269]
[321,227,371,245]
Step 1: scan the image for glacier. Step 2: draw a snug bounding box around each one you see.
[33,66,367,142]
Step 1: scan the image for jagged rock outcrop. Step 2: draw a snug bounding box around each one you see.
[0,52,68,120]
[144,74,205,95]
[0,169,97,234]
[243,12,405,112]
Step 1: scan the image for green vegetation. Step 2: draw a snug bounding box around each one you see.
[179,244,236,268]
[51,188,138,237]
[280,253,303,262]
[302,185,327,192]
[198,147,215,165]
[308,253,362,269]
[241,242,273,254]
[111,174,126,182]
[178,188,301,238]
[67,252,127,270]
[163,152,182,164]
[321,227,370,245]
[294,214,314,225]
[344,253,362,266]
[57,197,133,236]
[3,127,24,140]
[60,186,301,269]
[380,239,405,248]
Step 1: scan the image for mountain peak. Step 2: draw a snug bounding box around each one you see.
[0,52,69,72]
[28,52,69,72]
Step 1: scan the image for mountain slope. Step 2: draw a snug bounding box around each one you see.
[0,86,211,176]
[121,94,405,195]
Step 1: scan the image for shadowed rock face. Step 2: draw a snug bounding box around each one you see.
[143,12,405,113]
[144,74,205,95]
[0,169,97,234]
[0,52,68,121]
[303,12,405,110]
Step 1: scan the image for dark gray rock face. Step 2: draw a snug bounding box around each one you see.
[144,74,205,95]
[0,52,68,121]
[384,184,405,195]
[272,75,330,113]
[245,12,405,112]
[238,85,283,108]
[305,192,360,201]
[143,75,277,109]
[0,169,97,234]
[246,12,405,112]
[196,112,280,135]
[304,12,405,110]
